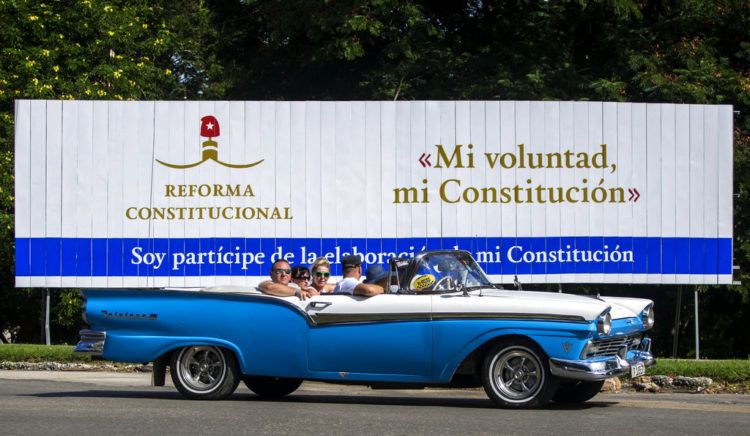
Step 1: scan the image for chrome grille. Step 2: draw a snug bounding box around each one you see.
[586,333,642,358]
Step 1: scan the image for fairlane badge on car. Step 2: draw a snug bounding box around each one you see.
[100,310,158,320]
[75,250,655,408]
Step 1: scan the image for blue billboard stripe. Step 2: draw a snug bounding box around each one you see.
[548,238,562,274]
[92,238,107,276]
[61,238,76,275]
[660,237,677,274]
[632,238,648,274]
[16,238,30,276]
[718,239,733,274]
[44,238,62,276]
[122,239,138,276]
[199,238,217,277]
[689,238,704,275]
[77,239,92,276]
[646,238,661,275]
[107,239,123,276]
[30,238,46,276]
[673,238,690,274]
[15,236,733,277]
[704,237,718,278]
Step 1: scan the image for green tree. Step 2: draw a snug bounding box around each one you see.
[0,0,222,343]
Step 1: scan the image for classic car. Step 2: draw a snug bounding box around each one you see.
[75,250,655,408]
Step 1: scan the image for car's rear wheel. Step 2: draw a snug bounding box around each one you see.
[243,376,302,398]
[553,380,605,403]
[481,340,557,408]
[171,345,240,400]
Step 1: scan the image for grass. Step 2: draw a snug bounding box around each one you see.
[647,358,750,383]
[2,345,750,383]
[0,344,91,363]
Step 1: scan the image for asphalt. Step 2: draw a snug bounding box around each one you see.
[0,370,161,388]
[0,369,495,399]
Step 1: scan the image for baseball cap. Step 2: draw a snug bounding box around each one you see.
[341,254,362,269]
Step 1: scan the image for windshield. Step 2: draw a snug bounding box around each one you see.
[407,251,492,293]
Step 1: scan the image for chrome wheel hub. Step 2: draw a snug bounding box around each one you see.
[177,346,226,393]
[490,348,544,402]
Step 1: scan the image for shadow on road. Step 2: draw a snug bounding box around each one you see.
[27,388,618,410]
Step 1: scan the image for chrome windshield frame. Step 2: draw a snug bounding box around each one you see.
[395,250,492,294]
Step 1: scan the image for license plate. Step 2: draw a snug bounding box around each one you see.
[630,361,646,378]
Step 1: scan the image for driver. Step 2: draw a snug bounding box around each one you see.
[332,255,384,297]
[258,259,318,300]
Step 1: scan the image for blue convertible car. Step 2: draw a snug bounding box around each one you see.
[75,250,655,408]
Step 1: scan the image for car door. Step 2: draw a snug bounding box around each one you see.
[305,293,433,380]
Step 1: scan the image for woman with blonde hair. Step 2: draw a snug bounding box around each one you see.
[310,257,335,293]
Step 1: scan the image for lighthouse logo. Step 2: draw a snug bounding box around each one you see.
[156,115,264,169]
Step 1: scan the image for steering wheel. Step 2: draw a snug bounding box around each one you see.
[432,276,457,292]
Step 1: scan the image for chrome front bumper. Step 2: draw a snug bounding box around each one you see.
[549,349,656,382]
[73,329,106,355]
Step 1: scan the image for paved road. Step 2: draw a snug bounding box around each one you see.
[1,371,749,435]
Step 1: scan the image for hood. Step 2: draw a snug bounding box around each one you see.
[432,288,649,322]
[599,296,653,319]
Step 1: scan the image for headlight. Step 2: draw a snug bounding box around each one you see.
[642,304,655,329]
[596,310,612,335]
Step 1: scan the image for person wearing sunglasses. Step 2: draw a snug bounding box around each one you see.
[310,257,335,293]
[258,259,318,300]
[291,266,312,289]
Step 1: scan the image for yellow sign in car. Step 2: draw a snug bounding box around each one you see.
[411,274,436,291]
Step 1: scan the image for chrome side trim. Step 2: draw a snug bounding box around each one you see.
[312,312,587,326]
[432,312,587,323]
[549,349,655,382]
[74,329,106,355]
[313,313,431,325]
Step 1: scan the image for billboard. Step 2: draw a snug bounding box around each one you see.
[14,100,733,287]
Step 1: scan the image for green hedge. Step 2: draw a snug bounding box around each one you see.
[0,344,90,363]
[646,359,750,383]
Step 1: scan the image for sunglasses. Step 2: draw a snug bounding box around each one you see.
[294,276,310,281]
[274,268,291,275]
[314,271,330,278]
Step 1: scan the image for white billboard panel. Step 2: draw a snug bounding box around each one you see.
[15,100,734,287]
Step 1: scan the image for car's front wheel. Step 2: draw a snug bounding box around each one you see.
[243,376,302,398]
[170,345,240,400]
[481,340,557,408]
[553,380,605,403]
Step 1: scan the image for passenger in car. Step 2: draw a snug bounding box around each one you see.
[310,257,335,294]
[332,255,384,297]
[363,264,389,292]
[291,266,311,289]
[258,259,318,300]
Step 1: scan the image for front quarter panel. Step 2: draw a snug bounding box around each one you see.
[432,319,594,382]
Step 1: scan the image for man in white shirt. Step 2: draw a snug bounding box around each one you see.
[332,255,384,297]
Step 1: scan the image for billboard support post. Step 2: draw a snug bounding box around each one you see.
[694,286,700,360]
[44,289,50,346]
[672,286,682,358]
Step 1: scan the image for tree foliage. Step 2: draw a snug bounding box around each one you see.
[0,0,221,343]
[1,0,749,354]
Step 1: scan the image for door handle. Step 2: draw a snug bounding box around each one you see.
[309,301,332,309]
